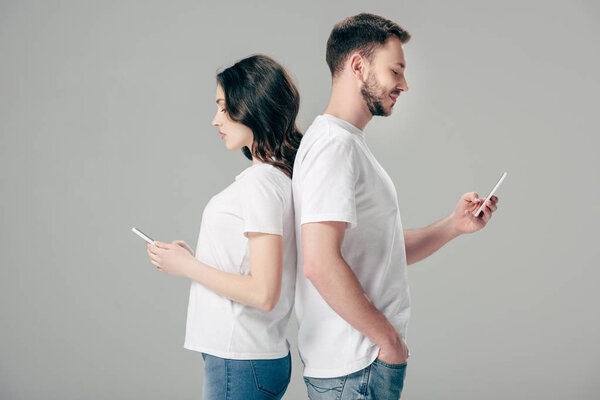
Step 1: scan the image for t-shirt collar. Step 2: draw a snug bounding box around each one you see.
[320,113,365,137]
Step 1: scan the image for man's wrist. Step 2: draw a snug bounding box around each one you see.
[446,211,462,239]
[375,319,401,348]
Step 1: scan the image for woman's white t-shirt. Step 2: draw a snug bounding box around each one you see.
[183,162,296,359]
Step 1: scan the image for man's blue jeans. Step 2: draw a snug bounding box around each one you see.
[303,358,407,400]
[201,351,292,399]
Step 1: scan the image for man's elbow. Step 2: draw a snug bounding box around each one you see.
[303,258,325,283]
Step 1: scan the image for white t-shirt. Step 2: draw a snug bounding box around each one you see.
[184,162,296,359]
[292,114,411,378]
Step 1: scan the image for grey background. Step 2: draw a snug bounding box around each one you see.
[1,0,598,399]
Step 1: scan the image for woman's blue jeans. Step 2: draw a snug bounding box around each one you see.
[201,351,292,399]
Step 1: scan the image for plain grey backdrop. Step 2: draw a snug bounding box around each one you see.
[1,0,599,399]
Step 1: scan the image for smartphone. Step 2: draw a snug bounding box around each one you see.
[131,227,156,245]
[474,172,507,217]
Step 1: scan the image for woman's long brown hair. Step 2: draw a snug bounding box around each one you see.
[216,54,302,178]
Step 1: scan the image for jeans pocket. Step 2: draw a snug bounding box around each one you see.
[250,353,291,398]
[304,376,346,400]
[371,358,408,397]
[373,357,408,369]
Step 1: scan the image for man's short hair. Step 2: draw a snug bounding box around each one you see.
[326,13,411,76]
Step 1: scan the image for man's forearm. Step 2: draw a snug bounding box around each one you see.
[305,257,399,348]
[404,212,461,265]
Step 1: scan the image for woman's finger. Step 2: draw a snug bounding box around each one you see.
[147,248,158,259]
[147,249,160,263]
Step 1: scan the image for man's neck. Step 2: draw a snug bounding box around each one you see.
[324,81,372,131]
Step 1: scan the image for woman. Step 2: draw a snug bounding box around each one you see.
[146,54,302,399]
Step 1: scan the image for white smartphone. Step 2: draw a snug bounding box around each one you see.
[474,172,507,217]
[131,227,156,245]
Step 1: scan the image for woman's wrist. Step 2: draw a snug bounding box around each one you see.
[185,258,202,280]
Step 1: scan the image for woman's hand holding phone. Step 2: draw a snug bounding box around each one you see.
[172,240,195,257]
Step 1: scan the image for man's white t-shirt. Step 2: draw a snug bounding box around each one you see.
[292,114,411,378]
[184,162,296,359]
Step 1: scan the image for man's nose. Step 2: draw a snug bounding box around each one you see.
[398,77,408,92]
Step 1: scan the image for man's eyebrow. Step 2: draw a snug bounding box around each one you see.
[394,62,406,69]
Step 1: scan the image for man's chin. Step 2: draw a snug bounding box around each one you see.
[382,106,394,117]
[386,100,397,115]
[380,100,395,116]
[372,109,393,117]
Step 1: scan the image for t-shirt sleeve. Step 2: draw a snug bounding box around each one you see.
[241,169,286,237]
[300,133,357,229]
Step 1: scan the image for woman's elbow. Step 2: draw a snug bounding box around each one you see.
[257,287,281,312]
[260,298,277,312]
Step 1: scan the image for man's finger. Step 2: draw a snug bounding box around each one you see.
[482,207,492,222]
[478,205,490,220]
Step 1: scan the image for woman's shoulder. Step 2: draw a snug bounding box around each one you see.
[241,163,291,189]
[238,163,292,207]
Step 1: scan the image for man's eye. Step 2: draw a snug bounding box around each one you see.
[392,70,399,75]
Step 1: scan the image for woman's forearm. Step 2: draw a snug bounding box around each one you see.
[185,258,276,311]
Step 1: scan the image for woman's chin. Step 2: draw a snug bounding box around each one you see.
[224,142,242,151]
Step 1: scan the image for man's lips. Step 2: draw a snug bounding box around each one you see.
[390,94,399,103]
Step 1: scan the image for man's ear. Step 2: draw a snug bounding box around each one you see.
[348,52,366,83]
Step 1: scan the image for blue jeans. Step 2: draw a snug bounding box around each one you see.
[201,351,291,400]
[304,358,407,400]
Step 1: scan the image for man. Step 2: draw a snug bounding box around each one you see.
[292,13,499,399]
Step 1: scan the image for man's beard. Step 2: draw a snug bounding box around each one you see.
[361,73,392,117]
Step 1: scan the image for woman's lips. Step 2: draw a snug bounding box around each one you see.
[219,131,226,139]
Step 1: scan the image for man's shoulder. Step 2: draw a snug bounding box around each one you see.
[302,115,356,149]
[293,119,358,184]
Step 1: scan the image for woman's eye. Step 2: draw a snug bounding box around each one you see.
[392,70,399,75]
[220,108,227,113]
